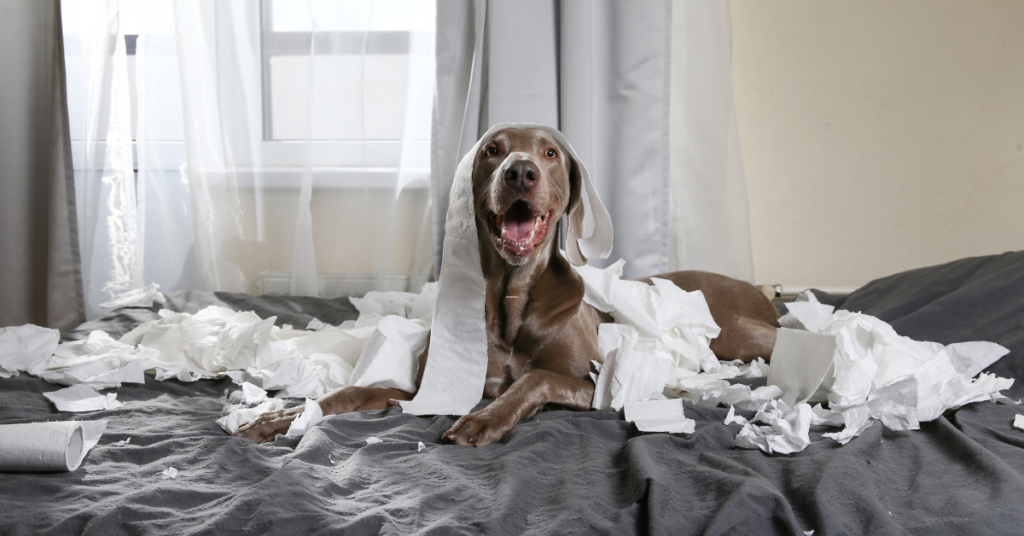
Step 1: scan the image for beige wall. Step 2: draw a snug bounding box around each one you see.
[731,0,1024,291]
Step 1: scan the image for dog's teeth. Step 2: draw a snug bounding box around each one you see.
[535,216,542,226]
[501,225,506,239]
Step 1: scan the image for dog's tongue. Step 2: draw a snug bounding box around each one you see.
[503,202,536,242]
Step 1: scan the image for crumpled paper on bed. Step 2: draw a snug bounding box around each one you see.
[733,399,814,455]
[44,384,124,412]
[0,324,60,378]
[3,286,442,440]
[582,266,1013,454]
[765,290,1013,446]
[575,261,721,373]
[590,323,672,411]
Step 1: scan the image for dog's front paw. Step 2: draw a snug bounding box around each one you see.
[442,409,512,447]
[234,405,304,444]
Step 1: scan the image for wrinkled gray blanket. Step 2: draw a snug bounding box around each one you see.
[2,253,1024,535]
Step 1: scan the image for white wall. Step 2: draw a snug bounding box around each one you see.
[731,0,1024,291]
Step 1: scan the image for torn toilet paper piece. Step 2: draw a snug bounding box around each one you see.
[0,324,60,378]
[821,405,873,445]
[1014,414,1024,431]
[417,441,427,452]
[574,262,721,373]
[624,398,696,434]
[285,398,323,438]
[724,405,748,425]
[241,382,267,405]
[349,315,429,393]
[734,400,813,455]
[99,283,167,309]
[778,291,834,333]
[161,466,178,479]
[946,341,1010,381]
[44,385,123,412]
[767,328,838,406]
[366,437,383,445]
[591,323,673,411]
[216,398,288,435]
[110,437,131,447]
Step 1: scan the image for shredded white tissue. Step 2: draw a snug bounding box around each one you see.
[366,437,383,445]
[778,291,834,333]
[624,399,695,434]
[161,466,178,479]
[804,531,815,536]
[44,385,123,412]
[0,324,60,378]
[592,324,672,411]
[1,259,1012,456]
[1014,414,1024,431]
[241,382,267,405]
[417,441,427,452]
[349,316,429,393]
[216,398,287,434]
[99,283,167,309]
[110,437,131,447]
[734,401,813,455]
[822,405,873,445]
[284,398,324,438]
[724,405,748,425]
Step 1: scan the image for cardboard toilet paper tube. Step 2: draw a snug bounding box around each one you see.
[0,421,97,472]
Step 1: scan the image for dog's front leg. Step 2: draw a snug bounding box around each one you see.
[442,369,593,447]
[234,386,413,443]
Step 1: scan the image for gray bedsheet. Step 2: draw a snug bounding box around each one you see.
[3,253,1024,535]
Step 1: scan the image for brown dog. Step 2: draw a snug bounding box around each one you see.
[235,127,780,446]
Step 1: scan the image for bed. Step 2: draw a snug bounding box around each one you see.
[2,252,1023,535]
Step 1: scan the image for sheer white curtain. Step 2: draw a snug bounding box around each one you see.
[62,0,435,319]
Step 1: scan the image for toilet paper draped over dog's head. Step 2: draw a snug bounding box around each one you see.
[400,123,612,416]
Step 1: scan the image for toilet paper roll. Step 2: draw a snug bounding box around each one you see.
[0,420,106,472]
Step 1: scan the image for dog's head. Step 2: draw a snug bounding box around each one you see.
[471,127,589,267]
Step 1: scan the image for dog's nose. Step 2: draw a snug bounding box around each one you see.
[503,160,540,192]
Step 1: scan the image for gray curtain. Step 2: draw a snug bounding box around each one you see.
[432,0,673,279]
[0,0,85,330]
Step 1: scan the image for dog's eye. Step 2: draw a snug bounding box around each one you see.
[545,148,557,158]
[486,146,498,156]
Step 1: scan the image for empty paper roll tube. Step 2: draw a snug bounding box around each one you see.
[0,421,105,472]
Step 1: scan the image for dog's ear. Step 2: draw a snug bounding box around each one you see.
[565,155,587,266]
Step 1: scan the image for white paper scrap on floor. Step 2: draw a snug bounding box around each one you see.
[0,270,1013,450]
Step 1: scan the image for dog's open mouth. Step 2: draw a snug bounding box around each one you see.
[488,200,553,260]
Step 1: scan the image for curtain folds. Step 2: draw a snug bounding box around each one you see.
[668,0,754,282]
[0,0,85,329]
[433,0,754,282]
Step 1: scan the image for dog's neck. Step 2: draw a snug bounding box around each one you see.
[478,225,557,344]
